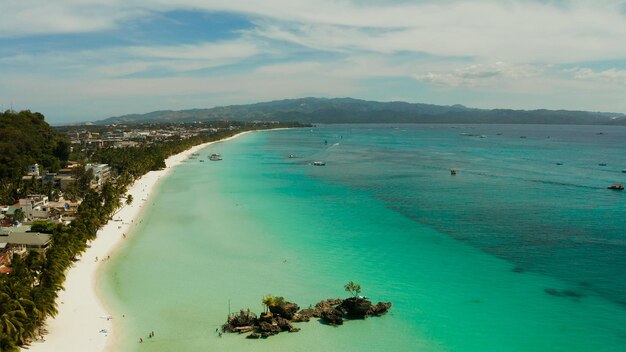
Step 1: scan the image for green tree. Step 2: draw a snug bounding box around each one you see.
[262,294,276,313]
[11,209,24,224]
[344,281,362,298]
[126,194,133,205]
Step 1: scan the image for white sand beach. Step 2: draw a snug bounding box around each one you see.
[25,131,252,352]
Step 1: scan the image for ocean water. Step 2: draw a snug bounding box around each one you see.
[101,124,626,352]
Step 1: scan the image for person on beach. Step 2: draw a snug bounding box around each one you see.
[139,338,143,343]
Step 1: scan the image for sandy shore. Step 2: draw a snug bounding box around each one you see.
[25,131,252,352]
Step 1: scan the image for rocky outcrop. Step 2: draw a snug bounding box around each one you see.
[258,321,281,337]
[269,301,300,319]
[315,298,342,312]
[339,297,373,318]
[224,309,257,332]
[224,296,391,339]
[320,308,344,325]
[369,302,392,316]
[292,311,312,322]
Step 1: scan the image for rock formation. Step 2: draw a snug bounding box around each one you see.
[224,296,391,339]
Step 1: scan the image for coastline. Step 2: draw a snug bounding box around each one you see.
[25,130,253,352]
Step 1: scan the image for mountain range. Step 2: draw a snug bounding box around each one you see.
[95,97,626,125]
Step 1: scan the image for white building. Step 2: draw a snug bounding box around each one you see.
[27,164,40,176]
[85,163,112,188]
[18,195,50,220]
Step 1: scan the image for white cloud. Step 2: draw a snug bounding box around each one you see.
[570,67,626,81]
[4,1,626,63]
[2,0,626,121]
[412,62,543,87]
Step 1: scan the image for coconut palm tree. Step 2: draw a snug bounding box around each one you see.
[344,281,362,298]
[262,294,276,313]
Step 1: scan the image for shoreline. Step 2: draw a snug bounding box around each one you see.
[25,130,254,352]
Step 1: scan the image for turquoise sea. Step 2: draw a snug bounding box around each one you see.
[101,124,626,352]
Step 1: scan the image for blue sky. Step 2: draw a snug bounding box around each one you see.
[1,0,626,124]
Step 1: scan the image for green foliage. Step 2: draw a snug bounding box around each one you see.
[29,220,58,234]
[0,110,70,204]
[344,281,362,298]
[261,295,286,312]
[10,209,24,223]
[262,294,275,312]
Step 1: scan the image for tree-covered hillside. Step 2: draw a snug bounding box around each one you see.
[0,110,70,181]
[95,97,626,126]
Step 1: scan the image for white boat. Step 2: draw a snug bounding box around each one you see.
[209,153,222,161]
[312,161,326,166]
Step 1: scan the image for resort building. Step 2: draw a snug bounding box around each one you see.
[0,230,51,250]
[0,229,51,273]
[41,170,77,190]
[85,163,111,188]
[18,195,50,220]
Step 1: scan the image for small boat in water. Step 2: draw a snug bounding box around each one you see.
[450,168,458,175]
[607,183,624,190]
[209,153,222,161]
[599,163,607,166]
[312,161,326,166]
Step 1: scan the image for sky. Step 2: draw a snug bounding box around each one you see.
[1,0,626,124]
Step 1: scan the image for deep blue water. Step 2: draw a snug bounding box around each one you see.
[267,124,626,305]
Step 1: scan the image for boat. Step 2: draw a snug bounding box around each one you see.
[288,154,296,158]
[199,159,205,162]
[450,168,458,175]
[607,183,624,190]
[598,163,607,166]
[312,161,326,166]
[622,170,626,173]
[209,153,222,161]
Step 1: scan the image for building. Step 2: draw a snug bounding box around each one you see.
[27,163,40,176]
[18,195,50,220]
[0,229,51,274]
[85,163,111,188]
[0,231,51,250]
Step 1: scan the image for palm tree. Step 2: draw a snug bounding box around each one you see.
[344,281,362,298]
[262,295,276,313]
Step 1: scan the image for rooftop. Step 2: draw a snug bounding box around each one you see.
[0,231,51,247]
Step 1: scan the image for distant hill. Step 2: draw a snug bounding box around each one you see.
[95,97,626,126]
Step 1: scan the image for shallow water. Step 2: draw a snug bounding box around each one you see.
[101,125,626,351]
